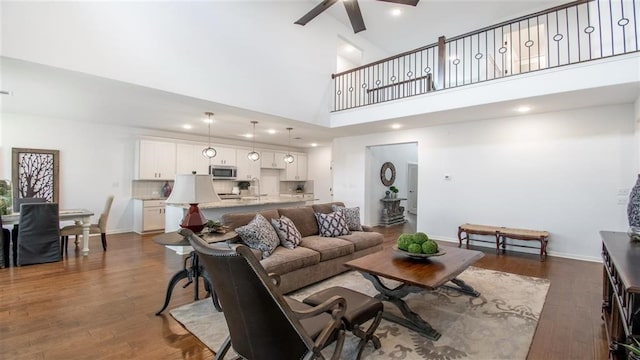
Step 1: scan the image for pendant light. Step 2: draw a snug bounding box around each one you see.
[202,112,217,158]
[247,121,260,161]
[284,127,295,164]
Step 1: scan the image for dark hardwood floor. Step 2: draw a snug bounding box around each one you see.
[0,225,607,359]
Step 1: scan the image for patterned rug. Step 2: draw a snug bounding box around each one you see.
[170,267,550,360]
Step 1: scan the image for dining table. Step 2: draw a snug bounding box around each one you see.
[2,208,95,256]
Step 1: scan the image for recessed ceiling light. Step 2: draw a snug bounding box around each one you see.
[516,106,531,113]
[267,129,277,134]
[203,118,213,124]
[310,143,318,147]
[391,124,402,130]
[182,124,193,130]
[244,133,253,138]
[391,8,402,16]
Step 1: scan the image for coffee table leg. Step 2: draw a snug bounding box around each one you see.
[442,278,480,297]
[360,272,441,341]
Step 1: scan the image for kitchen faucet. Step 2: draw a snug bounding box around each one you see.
[251,177,261,201]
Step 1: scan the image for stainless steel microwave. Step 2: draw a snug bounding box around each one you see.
[210,165,237,180]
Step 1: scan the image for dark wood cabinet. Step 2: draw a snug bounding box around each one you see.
[601,231,640,359]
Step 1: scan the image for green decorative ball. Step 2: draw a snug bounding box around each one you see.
[397,233,415,251]
[422,240,438,254]
[413,232,429,244]
[407,243,422,254]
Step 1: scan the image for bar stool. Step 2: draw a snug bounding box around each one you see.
[303,286,383,360]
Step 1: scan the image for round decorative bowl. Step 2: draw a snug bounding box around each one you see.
[393,245,446,259]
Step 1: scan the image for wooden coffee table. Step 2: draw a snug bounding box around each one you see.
[345,245,484,340]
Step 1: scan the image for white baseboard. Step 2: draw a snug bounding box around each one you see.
[432,236,602,263]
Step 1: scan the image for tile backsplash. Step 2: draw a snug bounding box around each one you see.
[132,180,174,198]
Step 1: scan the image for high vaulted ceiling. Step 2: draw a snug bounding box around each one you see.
[4,0,632,149]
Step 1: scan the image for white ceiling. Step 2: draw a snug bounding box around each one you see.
[2,0,636,149]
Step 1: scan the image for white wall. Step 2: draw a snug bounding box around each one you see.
[333,104,637,261]
[1,1,387,126]
[307,146,333,203]
[2,113,136,233]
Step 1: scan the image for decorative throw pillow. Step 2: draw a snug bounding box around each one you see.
[271,216,302,249]
[315,211,350,237]
[235,214,280,258]
[332,205,363,231]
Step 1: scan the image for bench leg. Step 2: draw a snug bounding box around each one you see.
[457,227,467,249]
[539,236,548,261]
[495,233,501,255]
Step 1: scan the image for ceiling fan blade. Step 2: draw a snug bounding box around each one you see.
[376,0,419,6]
[295,0,339,26]
[344,0,366,33]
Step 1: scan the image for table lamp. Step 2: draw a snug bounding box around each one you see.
[166,173,221,233]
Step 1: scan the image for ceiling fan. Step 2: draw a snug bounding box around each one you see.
[295,0,420,34]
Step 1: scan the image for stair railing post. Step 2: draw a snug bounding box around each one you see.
[437,36,446,90]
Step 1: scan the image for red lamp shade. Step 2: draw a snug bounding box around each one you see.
[166,173,221,233]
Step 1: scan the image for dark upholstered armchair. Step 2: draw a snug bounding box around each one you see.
[181,229,346,360]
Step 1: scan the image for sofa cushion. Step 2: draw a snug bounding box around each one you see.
[315,211,350,237]
[271,215,302,249]
[300,235,354,261]
[278,206,319,237]
[235,214,280,258]
[223,209,280,230]
[332,205,363,231]
[311,202,346,214]
[338,231,384,251]
[261,246,321,275]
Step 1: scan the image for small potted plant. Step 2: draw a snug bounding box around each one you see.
[0,180,12,215]
[237,181,251,196]
[389,186,399,198]
[620,337,640,360]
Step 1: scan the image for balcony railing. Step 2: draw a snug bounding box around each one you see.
[332,0,639,112]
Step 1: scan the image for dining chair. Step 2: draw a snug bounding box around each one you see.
[181,228,347,360]
[60,195,114,253]
[16,202,61,266]
[11,197,48,264]
[0,215,9,268]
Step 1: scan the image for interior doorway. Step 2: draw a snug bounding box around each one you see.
[407,163,418,215]
[365,142,418,232]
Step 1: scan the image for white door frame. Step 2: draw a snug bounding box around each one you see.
[407,162,418,215]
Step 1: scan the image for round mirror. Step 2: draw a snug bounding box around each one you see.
[380,162,396,187]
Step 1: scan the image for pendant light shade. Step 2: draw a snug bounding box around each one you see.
[247,121,260,161]
[284,127,295,164]
[202,112,217,159]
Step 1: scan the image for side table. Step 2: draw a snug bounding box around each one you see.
[379,197,407,226]
[154,230,237,315]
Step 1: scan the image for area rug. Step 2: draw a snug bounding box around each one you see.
[170,267,550,360]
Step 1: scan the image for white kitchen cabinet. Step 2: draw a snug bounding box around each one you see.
[209,146,237,166]
[137,140,176,180]
[236,149,262,181]
[133,199,166,233]
[281,153,308,181]
[260,151,287,169]
[176,143,210,175]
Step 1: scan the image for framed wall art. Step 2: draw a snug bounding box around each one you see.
[12,147,59,209]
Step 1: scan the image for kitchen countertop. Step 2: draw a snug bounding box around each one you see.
[166,195,316,209]
[133,196,168,201]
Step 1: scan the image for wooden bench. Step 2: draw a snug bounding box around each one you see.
[457,223,549,261]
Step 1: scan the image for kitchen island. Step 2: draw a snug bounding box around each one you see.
[164,195,315,253]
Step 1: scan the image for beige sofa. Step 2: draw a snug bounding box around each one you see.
[222,202,384,293]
